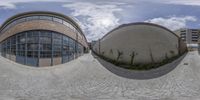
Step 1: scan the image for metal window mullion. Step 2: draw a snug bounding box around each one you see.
[38,31,40,67]
[16,35,17,56]
[8,38,11,60]
[61,35,63,63]
[25,32,27,64]
[75,32,78,59]
[51,32,53,66]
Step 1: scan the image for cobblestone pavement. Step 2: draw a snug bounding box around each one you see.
[0,51,200,100]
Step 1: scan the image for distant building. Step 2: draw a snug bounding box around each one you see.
[175,29,200,51]
[89,40,97,49]
[175,29,200,44]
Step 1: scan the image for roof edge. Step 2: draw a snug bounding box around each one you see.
[100,22,180,41]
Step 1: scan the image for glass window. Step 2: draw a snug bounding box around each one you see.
[63,36,68,45]
[26,16,39,21]
[40,51,51,58]
[7,38,11,46]
[40,37,51,44]
[53,17,63,23]
[11,44,16,55]
[53,45,61,51]
[27,31,39,43]
[40,31,51,37]
[27,43,38,51]
[53,33,62,39]
[10,35,16,44]
[17,33,26,44]
[53,39,62,45]
[62,45,69,56]
[69,38,75,49]
[27,51,38,57]
[53,33,62,45]
[17,51,25,56]
[40,44,51,51]
[39,16,52,20]
[27,36,39,43]
[17,44,25,50]
[53,51,61,57]
[0,30,84,66]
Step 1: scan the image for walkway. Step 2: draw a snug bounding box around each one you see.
[0,51,200,100]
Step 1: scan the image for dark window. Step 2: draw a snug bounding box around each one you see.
[0,30,84,66]
[27,51,38,57]
[63,36,68,45]
[27,43,39,51]
[17,33,26,44]
[53,51,61,57]
[17,44,25,50]
[17,51,25,56]
[40,51,51,58]
[40,44,51,51]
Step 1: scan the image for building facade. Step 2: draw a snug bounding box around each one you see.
[175,29,200,44]
[175,29,200,51]
[93,22,187,64]
[0,11,88,67]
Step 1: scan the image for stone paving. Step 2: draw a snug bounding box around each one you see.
[0,51,200,100]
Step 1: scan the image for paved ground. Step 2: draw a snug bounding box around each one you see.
[0,51,200,100]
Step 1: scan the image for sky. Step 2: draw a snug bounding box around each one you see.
[0,0,200,42]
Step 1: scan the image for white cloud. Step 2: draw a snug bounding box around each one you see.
[149,0,200,6]
[63,2,123,41]
[0,0,68,9]
[167,0,200,6]
[145,16,197,31]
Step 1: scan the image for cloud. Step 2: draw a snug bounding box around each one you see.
[0,0,69,9]
[145,16,197,31]
[149,0,200,6]
[63,2,123,41]
[0,2,16,9]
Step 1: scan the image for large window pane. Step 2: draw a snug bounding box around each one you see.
[27,51,38,57]
[40,51,51,58]
[10,35,16,45]
[40,44,51,51]
[17,51,25,56]
[17,33,26,44]
[26,16,39,21]
[17,44,25,50]
[63,36,68,45]
[27,43,38,51]
[11,45,16,55]
[53,33,62,45]
[27,31,39,43]
[40,37,51,44]
[53,51,61,57]
[40,31,51,37]
[53,45,61,51]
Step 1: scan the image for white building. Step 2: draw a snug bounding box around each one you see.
[175,29,200,51]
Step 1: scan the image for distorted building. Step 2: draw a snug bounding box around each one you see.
[0,11,88,67]
[93,22,187,65]
[175,28,200,51]
[175,28,200,44]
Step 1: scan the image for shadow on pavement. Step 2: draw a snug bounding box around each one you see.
[92,52,187,80]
